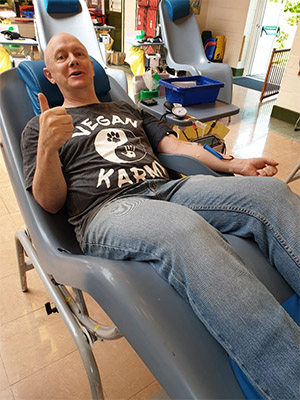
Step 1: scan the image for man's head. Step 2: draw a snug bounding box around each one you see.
[43,33,98,106]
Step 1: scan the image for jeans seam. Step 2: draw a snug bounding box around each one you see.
[83,241,172,265]
[84,241,151,253]
[84,242,188,289]
[86,242,190,297]
[191,205,300,268]
[187,293,272,400]
[157,267,271,399]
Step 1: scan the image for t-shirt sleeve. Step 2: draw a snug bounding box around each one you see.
[21,117,40,191]
[119,102,177,152]
[140,110,177,151]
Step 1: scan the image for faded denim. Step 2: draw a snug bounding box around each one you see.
[82,175,300,400]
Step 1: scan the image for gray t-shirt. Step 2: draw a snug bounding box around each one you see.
[22,101,174,242]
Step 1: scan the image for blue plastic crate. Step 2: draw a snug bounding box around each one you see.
[159,75,224,106]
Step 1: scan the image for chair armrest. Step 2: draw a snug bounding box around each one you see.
[158,153,234,177]
[158,153,220,176]
[165,54,200,75]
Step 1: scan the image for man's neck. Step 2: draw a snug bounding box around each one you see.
[62,88,100,108]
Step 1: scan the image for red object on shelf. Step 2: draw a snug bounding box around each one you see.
[148,0,158,8]
[19,5,34,18]
[145,8,157,38]
[137,0,158,7]
[88,6,105,25]
[19,5,34,11]
[136,6,147,31]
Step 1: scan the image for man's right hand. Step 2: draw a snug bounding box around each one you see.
[38,93,74,152]
[32,93,71,213]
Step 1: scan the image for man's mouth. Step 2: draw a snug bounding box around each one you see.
[70,71,83,77]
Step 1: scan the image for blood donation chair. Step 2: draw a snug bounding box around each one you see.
[159,0,233,104]
[33,0,128,92]
[0,56,299,399]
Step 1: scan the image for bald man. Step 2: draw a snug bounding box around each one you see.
[22,33,300,400]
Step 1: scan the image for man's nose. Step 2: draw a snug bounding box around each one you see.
[69,54,79,66]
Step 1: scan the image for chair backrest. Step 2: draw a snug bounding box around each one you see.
[0,60,133,261]
[159,0,208,67]
[16,57,112,114]
[0,67,81,260]
[34,0,106,67]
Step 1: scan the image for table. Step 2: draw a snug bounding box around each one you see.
[126,39,164,47]
[0,35,38,60]
[139,96,240,126]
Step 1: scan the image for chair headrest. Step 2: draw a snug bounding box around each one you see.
[16,56,111,115]
[165,0,191,21]
[44,0,79,13]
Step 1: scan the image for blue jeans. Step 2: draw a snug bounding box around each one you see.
[82,175,300,400]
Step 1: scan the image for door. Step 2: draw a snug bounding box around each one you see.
[105,0,124,51]
[246,0,285,77]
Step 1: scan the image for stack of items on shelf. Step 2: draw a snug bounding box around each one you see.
[136,0,159,39]
[132,69,169,103]
[126,1,161,80]
[201,30,225,62]
[88,6,105,26]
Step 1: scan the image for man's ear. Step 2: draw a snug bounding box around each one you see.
[90,59,95,77]
[43,67,56,85]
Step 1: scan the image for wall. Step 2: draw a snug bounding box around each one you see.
[196,0,250,68]
[194,0,208,29]
[124,0,137,53]
[194,0,299,120]
[238,0,260,73]
[272,20,300,119]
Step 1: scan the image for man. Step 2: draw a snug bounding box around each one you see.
[22,33,300,399]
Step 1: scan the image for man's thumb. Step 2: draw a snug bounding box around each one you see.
[38,92,50,113]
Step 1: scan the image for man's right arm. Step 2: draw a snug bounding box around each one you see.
[32,93,74,213]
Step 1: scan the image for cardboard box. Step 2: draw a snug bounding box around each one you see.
[111,51,125,65]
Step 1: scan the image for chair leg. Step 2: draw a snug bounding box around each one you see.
[294,115,300,131]
[14,230,105,400]
[15,230,34,292]
[286,161,300,183]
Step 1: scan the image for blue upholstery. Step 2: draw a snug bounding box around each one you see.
[16,57,111,115]
[230,293,300,399]
[17,61,63,114]
[44,0,79,13]
[165,0,190,21]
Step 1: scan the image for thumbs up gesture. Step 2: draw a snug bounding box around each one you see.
[38,93,74,153]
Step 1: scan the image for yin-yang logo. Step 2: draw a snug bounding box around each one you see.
[95,128,147,163]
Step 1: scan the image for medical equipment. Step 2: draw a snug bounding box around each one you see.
[140,98,158,106]
[163,100,187,118]
[203,144,233,160]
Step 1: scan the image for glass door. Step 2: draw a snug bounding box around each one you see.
[247,0,285,78]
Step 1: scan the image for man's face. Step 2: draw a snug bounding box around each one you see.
[43,34,95,92]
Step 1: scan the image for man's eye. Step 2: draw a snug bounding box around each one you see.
[57,55,65,61]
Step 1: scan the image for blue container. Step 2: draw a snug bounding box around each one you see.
[23,11,34,18]
[159,75,224,106]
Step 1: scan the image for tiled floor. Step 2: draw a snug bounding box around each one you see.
[0,75,299,400]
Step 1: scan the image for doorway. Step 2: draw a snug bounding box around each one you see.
[105,0,124,51]
[245,0,297,79]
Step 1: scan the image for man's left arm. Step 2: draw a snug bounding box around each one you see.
[157,134,278,177]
